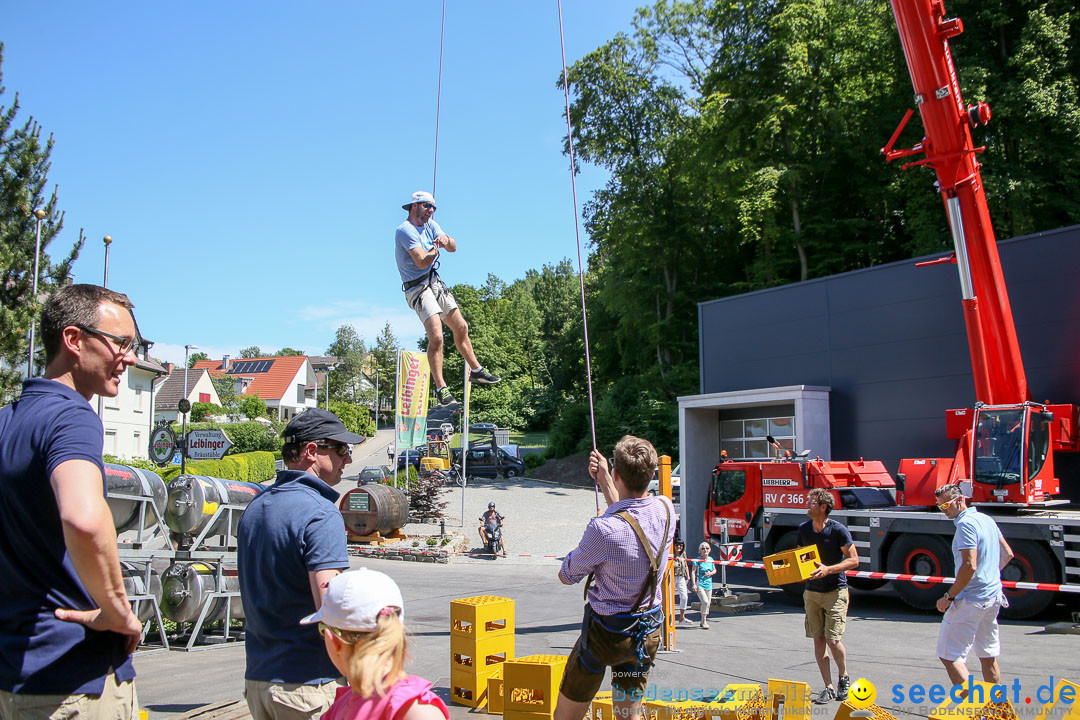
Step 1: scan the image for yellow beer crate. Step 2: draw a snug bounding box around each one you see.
[487,668,505,715]
[451,595,515,640]
[645,700,713,720]
[451,665,503,709]
[834,702,898,720]
[929,680,1018,720]
[450,634,515,675]
[503,654,569,715]
[708,684,766,720]
[766,679,812,720]
[588,692,614,720]
[762,545,819,586]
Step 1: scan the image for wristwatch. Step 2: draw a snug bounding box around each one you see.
[943,592,954,603]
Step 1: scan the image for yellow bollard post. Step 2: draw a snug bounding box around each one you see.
[658,455,677,652]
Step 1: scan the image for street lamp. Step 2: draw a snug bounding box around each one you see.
[182,344,199,474]
[26,209,46,378]
[374,367,380,430]
[102,235,113,287]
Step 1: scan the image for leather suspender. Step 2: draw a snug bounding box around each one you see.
[583,503,673,612]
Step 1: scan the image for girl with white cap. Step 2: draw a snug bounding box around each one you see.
[301,569,448,720]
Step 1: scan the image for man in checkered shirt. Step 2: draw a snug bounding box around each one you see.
[554,436,676,720]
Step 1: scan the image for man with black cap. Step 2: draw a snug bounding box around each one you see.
[237,409,364,720]
[396,190,500,406]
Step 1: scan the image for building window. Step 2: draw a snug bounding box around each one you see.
[134,388,143,413]
[133,431,142,456]
[199,392,210,403]
[104,430,117,455]
[720,416,795,460]
[296,384,305,403]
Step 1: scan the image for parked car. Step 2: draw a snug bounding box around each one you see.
[358,466,390,484]
[397,449,422,470]
[452,446,526,479]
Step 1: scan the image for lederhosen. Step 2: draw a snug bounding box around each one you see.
[575,505,672,674]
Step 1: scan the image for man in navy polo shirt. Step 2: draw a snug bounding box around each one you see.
[0,284,144,718]
[238,408,363,720]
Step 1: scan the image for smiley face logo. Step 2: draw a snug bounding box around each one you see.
[848,678,876,709]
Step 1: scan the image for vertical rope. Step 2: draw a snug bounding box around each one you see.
[432,0,447,196]
[557,0,600,513]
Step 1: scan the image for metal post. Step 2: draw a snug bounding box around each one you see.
[182,344,198,474]
[26,209,46,378]
[719,517,731,597]
[374,368,379,431]
[325,365,331,410]
[96,235,113,420]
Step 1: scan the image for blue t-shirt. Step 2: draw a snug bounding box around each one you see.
[798,518,854,592]
[238,470,350,683]
[696,559,716,592]
[0,378,135,694]
[395,219,444,283]
[952,507,1003,603]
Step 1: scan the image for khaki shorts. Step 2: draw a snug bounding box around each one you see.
[0,673,138,720]
[244,678,346,720]
[804,587,849,641]
[405,278,458,324]
[560,608,662,703]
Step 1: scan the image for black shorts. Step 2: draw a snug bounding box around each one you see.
[559,604,662,703]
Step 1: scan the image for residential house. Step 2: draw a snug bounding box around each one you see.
[153,366,222,423]
[194,355,317,420]
[97,356,168,461]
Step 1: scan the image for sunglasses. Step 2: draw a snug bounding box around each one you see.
[421,202,436,210]
[318,622,362,644]
[315,442,352,457]
[937,498,955,512]
[77,325,138,355]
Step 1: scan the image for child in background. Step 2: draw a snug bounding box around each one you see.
[301,569,449,720]
[672,540,690,624]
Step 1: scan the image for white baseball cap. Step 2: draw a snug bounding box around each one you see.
[300,568,404,631]
[402,190,436,210]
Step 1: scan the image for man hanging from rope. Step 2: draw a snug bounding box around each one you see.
[395,190,500,406]
[554,436,675,720]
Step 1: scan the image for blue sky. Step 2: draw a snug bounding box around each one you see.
[4,2,635,365]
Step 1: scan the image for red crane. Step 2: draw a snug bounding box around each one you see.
[884,0,1079,505]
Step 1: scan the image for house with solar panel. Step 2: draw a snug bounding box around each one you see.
[193,354,318,421]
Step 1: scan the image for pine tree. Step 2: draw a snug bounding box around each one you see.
[0,44,84,401]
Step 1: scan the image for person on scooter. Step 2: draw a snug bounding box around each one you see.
[478,502,507,556]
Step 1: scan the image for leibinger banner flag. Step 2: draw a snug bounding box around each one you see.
[395,350,431,449]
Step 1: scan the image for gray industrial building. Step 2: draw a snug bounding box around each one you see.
[679,224,1080,552]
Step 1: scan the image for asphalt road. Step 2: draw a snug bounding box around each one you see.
[134,558,1080,720]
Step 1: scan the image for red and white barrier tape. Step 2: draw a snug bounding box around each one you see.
[714,559,1080,594]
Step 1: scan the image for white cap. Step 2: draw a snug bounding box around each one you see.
[299,568,404,631]
[402,190,436,210]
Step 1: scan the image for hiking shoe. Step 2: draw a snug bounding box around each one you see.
[813,688,836,705]
[469,368,501,384]
[436,387,456,406]
[836,676,850,701]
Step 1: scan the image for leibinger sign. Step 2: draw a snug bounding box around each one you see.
[395,350,431,450]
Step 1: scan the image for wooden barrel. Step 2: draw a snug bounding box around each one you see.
[339,484,408,537]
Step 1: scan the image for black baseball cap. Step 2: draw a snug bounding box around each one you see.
[283,409,365,445]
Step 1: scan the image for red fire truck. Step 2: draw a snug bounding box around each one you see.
[703,0,1080,619]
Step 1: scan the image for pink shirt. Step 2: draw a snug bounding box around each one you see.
[322,675,449,720]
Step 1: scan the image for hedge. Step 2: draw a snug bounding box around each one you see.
[158,451,276,484]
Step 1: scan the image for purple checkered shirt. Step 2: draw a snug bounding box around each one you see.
[560,495,675,616]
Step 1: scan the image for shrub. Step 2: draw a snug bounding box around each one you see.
[523,453,545,470]
[407,471,448,519]
[239,394,268,420]
[102,454,162,472]
[191,402,224,422]
[329,400,376,437]
[160,451,276,484]
[426,537,437,546]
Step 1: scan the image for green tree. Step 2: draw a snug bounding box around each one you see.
[239,346,263,359]
[370,322,400,422]
[211,374,239,415]
[187,351,209,368]
[275,347,303,356]
[326,325,367,404]
[239,393,268,420]
[328,399,375,437]
[0,44,83,400]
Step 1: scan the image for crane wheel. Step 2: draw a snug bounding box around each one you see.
[1000,539,1055,619]
[887,534,954,610]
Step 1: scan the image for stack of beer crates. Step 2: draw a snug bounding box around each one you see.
[450,595,516,708]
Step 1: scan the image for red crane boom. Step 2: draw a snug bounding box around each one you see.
[884,0,1078,505]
